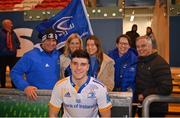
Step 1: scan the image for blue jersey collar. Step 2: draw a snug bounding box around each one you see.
[70,75,91,93]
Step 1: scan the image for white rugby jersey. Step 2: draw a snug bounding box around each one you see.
[49,76,112,117]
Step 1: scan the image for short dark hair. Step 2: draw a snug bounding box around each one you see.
[71,49,90,63]
[116,34,132,47]
[132,24,137,28]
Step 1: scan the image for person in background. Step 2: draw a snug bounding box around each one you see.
[49,49,112,117]
[85,35,114,91]
[60,33,83,79]
[126,24,140,49]
[10,28,60,100]
[108,34,137,93]
[0,18,20,88]
[134,36,172,117]
[146,26,157,50]
[146,26,154,37]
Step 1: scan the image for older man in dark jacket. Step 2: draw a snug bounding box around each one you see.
[134,36,172,117]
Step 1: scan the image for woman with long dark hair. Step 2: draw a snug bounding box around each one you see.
[85,35,114,91]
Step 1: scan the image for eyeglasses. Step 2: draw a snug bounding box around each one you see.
[119,42,129,46]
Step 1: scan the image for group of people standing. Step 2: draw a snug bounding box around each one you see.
[0,19,172,117]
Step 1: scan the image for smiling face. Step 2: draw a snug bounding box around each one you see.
[69,38,81,53]
[86,39,98,56]
[41,38,57,53]
[116,37,130,56]
[136,36,153,57]
[70,57,89,80]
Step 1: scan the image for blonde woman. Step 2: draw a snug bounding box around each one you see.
[60,33,83,79]
[85,35,115,91]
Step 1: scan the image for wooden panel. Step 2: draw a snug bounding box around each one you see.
[176,0,180,4]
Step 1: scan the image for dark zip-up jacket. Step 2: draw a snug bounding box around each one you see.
[0,29,20,56]
[135,52,172,113]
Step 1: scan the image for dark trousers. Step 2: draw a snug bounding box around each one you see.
[132,105,142,117]
[0,56,19,88]
[132,104,166,117]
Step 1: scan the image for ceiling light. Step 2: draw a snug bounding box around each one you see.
[119,9,123,12]
[92,9,96,13]
[112,13,116,16]
[130,15,134,22]
[29,16,33,19]
[104,13,107,17]
[132,10,135,15]
[97,9,101,13]
[130,10,135,21]
[36,16,40,19]
[42,11,46,15]
[24,12,27,16]
[47,11,51,14]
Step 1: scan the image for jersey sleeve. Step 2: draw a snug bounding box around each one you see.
[49,83,63,109]
[96,86,112,112]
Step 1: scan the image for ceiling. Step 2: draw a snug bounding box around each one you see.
[125,0,155,6]
[0,0,179,19]
[0,0,166,12]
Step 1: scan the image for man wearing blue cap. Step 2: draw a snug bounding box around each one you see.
[10,28,60,101]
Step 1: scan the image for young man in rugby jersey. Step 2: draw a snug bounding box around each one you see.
[49,49,112,117]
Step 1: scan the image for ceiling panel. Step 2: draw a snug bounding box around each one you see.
[125,0,155,6]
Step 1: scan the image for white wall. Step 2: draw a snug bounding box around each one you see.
[123,16,152,36]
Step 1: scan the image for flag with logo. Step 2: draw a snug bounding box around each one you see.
[36,0,93,49]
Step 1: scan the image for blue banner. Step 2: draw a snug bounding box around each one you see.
[36,0,93,49]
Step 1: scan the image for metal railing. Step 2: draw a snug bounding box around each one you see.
[142,94,180,117]
[0,88,133,117]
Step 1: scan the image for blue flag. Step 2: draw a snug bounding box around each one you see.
[36,0,93,49]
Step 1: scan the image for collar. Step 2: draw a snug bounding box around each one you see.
[34,43,44,52]
[34,43,57,54]
[138,52,158,63]
[70,76,91,93]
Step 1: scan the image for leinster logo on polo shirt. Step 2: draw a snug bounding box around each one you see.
[76,94,81,103]
[88,92,95,98]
